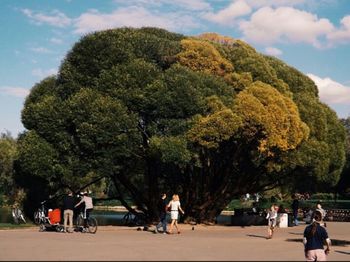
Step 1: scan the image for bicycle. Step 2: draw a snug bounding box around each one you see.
[75,210,98,234]
[122,211,146,227]
[12,207,26,224]
[34,201,47,225]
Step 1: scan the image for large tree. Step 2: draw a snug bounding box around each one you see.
[16,28,346,223]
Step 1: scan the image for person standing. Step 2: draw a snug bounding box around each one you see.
[75,191,93,230]
[155,193,168,234]
[292,194,300,226]
[266,204,277,239]
[303,210,331,261]
[167,194,184,234]
[63,190,75,233]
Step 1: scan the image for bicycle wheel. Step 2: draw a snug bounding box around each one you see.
[34,211,40,225]
[20,214,26,224]
[76,215,84,231]
[122,212,132,226]
[87,217,98,234]
[39,223,46,232]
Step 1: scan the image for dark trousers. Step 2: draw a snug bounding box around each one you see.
[156,213,167,232]
[84,208,93,227]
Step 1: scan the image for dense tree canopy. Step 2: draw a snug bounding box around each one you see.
[0,132,17,205]
[16,28,346,223]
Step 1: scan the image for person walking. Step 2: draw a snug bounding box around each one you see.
[75,191,93,231]
[303,210,331,261]
[315,202,327,227]
[62,190,75,233]
[167,194,184,234]
[292,194,300,226]
[266,204,277,239]
[155,193,168,234]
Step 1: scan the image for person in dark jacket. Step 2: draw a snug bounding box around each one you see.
[292,194,299,226]
[63,190,75,233]
[155,193,168,234]
[303,210,331,261]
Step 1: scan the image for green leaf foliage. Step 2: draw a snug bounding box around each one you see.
[17,27,346,223]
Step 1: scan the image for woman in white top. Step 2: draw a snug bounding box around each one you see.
[167,194,184,234]
[266,204,277,239]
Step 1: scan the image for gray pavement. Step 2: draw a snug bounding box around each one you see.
[0,222,349,261]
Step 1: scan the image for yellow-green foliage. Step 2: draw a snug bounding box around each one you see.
[176,38,233,76]
[187,108,243,149]
[224,72,253,92]
[234,81,309,155]
[197,32,236,45]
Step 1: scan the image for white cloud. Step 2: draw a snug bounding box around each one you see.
[0,87,30,98]
[73,6,200,34]
[30,47,52,54]
[202,0,251,25]
[245,0,307,8]
[167,0,211,11]
[245,0,335,10]
[22,8,72,27]
[32,68,58,79]
[50,37,63,44]
[264,47,282,56]
[239,6,334,48]
[113,0,210,10]
[307,73,350,104]
[327,15,350,45]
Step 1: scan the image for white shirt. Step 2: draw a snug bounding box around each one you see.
[77,195,93,209]
[170,200,181,212]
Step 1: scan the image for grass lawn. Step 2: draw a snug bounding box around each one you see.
[0,223,36,229]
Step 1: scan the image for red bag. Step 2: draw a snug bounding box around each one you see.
[48,209,61,224]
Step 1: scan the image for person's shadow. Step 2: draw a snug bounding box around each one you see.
[247,234,268,239]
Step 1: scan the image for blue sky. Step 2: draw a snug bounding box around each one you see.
[1,0,350,137]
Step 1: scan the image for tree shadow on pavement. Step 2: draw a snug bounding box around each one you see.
[286,238,350,247]
[335,250,350,255]
[289,232,303,235]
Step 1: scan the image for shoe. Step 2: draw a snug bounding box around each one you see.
[178,231,181,234]
[163,232,166,234]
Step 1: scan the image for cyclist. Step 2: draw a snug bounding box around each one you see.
[75,191,93,231]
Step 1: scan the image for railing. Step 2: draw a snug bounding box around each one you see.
[325,209,350,222]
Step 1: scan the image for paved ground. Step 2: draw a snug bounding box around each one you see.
[0,222,349,261]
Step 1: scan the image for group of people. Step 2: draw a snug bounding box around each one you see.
[62,190,94,233]
[155,193,185,234]
[265,199,331,261]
